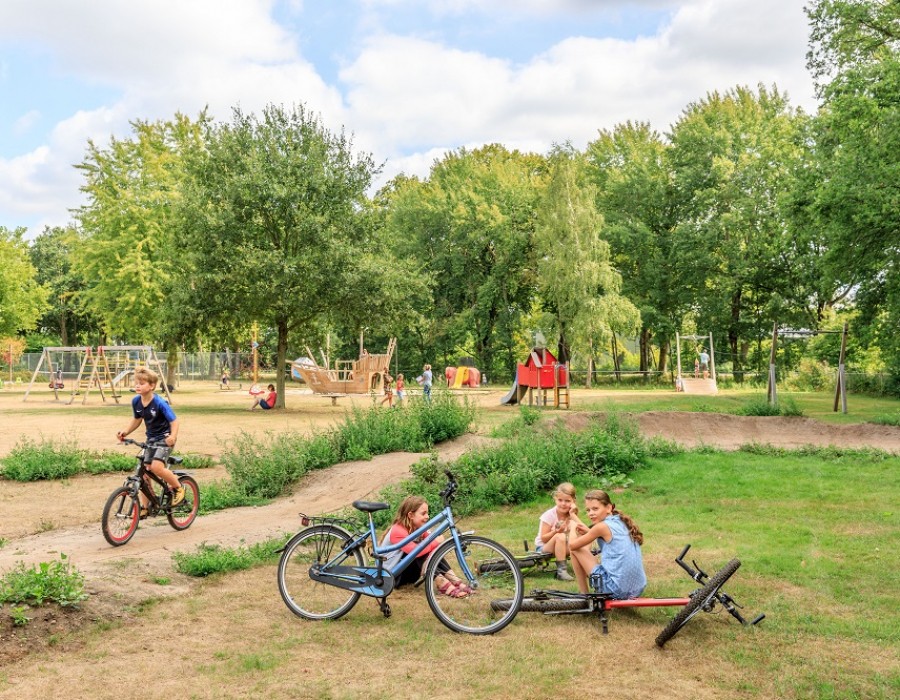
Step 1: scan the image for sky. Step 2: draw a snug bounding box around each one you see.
[0,0,818,237]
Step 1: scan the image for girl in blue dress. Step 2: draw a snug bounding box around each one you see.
[567,490,647,598]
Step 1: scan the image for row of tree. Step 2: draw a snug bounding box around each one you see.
[2,1,898,403]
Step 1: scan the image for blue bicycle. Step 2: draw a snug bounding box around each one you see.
[276,471,524,635]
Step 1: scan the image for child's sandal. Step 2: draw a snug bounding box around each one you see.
[438,581,470,598]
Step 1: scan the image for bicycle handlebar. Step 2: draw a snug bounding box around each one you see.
[119,438,167,449]
[439,470,458,507]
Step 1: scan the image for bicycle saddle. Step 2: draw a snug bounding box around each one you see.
[353,500,390,513]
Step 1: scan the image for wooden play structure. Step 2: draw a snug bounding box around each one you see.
[767,323,849,413]
[446,364,481,388]
[500,347,569,408]
[674,333,718,395]
[291,338,396,402]
[23,345,171,405]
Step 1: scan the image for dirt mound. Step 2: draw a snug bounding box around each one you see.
[553,411,900,453]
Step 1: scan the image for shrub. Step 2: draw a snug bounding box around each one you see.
[0,438,84,481]
[173,537,289,577]
[0,554,87,608]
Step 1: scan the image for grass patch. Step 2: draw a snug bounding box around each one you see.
[871,411,900,427]
[0,436,213,482]
[0,554,88,608]
[173,536,290,577]
[736,395,804,417]
[204,391,476,510]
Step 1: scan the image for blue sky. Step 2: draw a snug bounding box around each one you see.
[0,0,817,236]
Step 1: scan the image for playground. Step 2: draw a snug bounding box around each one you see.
[1,383,899,698]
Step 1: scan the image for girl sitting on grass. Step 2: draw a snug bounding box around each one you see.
[567,489,647,598]
[535,482,583,581]
[382,496,471,597]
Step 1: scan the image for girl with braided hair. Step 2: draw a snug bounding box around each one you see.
[567,490,647,598]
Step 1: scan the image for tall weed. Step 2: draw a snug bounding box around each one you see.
[0,554,87,607]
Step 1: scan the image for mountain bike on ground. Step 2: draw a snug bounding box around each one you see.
[101,438,200,546]
[490,544,765,646]
[276,470,525,635]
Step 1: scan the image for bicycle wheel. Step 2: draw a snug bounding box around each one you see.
[277,526,365,621]
[424,535,524,635]
[491,595,587,613]
[167,475,199,530]
[655,558,741,647]
[102,487,139,546]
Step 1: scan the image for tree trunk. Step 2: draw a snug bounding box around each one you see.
[163,340,179,389]
[657,338,670,375]
[276,318,288,408]
[557,320,571,365]
[585,339,594,388]
[611,333,621,383]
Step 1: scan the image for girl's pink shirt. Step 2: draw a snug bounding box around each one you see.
[389,523,440,558]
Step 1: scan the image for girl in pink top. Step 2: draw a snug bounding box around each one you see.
[535,482,583,581]
[384,496,471,597]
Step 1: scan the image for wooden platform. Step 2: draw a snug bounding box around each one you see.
[679,378,718,395]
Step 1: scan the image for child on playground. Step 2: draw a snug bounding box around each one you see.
[535,483,583,581]
[382,496,471,597]
[568,490,647,598]
[220,366,230,389]
[116,367,184,512]
[416,364,433,401]
[394,373,406,405]
[249,384,276,410]
[380,373,394,407]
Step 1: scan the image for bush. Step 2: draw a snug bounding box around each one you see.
[0,554,87,607]
[220,392,475,503]
[173,537,289,577]
[0,438,84,481]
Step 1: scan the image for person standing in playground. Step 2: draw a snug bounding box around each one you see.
[220,366,231,390]
[380,373,394,408]
[116,367,184,510]
[395,373,406,406]
[417,364,433,402]
[699,348,710,379]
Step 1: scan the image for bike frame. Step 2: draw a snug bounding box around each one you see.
[523,545,763,635]
[312,503,475,599]
[121,440,187,514]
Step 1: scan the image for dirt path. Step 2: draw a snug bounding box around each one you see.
[0,433,493,584]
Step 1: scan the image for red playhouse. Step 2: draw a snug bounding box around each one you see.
[500,347,569,408]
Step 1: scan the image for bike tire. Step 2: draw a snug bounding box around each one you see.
[491,595,587,613]
[655,558,741,648]
[102,486,139,546]
[277,525,365,621]
[424,535,524,635]
[167,475,200,531]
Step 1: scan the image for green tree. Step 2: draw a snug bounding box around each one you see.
[28,226,101,346]
[668,85,808,379]
[74,113,208,384]
[0,226,49,336]
[535,145,639,375]
[386,145,544,379]
[587,122,682,374]
[805,0,900,380]
[179,103,384,408]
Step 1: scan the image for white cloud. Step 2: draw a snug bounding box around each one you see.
[0,0,817,235]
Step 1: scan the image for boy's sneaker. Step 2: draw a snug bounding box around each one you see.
[171,486,186,506]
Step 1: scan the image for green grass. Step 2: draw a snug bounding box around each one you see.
[172,536,290,577]
[461,447,900,698]
[0,554,88,608]
[0,436,213,482]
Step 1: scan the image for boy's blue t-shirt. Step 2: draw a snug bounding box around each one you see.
[132,394,177,442]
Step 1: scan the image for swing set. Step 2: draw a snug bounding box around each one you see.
[23,345,172,405]
[766,323,850,413]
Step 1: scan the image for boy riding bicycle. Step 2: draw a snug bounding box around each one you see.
[116,367,183,515]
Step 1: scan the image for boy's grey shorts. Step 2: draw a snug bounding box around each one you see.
[146,445,172,465]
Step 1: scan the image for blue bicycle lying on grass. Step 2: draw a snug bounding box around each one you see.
[276,471,525,635]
